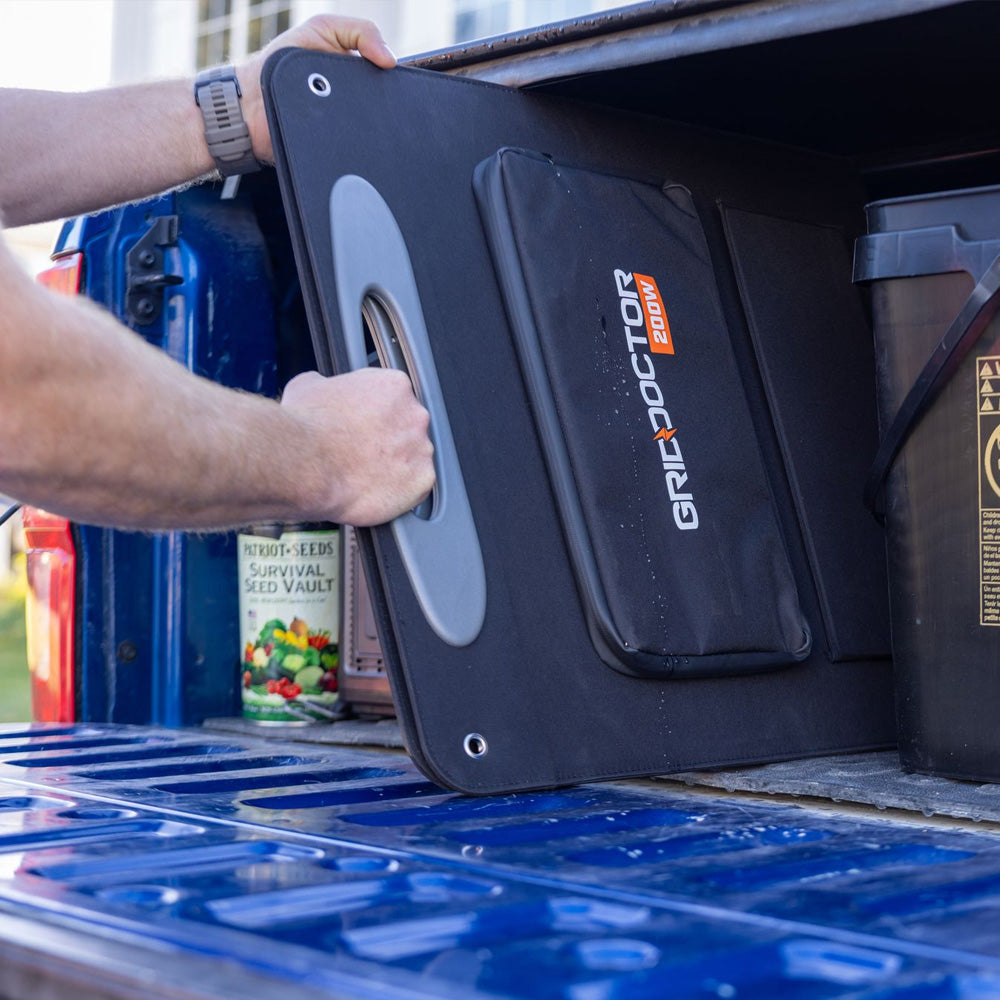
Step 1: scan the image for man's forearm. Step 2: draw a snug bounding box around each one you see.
[0,15,430,531]
[0,237,433,530]
[0,82,215,228]
[0,262,311,528]
[0,14,396,228]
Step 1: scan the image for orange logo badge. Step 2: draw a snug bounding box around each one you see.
[633,273,673,355]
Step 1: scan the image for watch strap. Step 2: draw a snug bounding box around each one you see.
[194,66,260,177]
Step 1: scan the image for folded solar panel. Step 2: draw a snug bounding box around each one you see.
[264,50,893,794]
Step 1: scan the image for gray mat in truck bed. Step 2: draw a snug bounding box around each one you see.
[662,752,1000,825]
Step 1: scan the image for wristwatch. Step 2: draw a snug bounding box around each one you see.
[194,66,260,177]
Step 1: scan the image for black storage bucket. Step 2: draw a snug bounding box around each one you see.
[856,184,1000,781]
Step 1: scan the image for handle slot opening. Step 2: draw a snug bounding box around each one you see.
[361,294,436,521]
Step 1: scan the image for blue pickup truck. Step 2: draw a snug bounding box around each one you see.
[10,1,1000,996]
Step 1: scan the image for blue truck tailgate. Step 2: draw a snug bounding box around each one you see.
[0,724,999,998]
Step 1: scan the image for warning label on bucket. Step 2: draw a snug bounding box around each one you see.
[978,357,1000,624]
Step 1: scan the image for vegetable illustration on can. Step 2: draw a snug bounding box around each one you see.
[237,525,340,724]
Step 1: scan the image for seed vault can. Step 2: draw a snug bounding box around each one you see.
[237,524,340,724]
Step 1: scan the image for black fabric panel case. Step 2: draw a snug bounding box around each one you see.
[474,149,810,677]
[263,50,895,795]
[720,207,891,662]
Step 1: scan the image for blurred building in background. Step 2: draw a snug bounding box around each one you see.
[110,0,626,82]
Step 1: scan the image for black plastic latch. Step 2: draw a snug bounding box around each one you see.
[125,215,183,326]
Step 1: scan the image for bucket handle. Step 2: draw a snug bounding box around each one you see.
[864,252,1000,520]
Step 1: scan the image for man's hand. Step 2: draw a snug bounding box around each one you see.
[280,368,435,527]
[239,15,396,165]
[0,14,395,227]
[0,233,435,531]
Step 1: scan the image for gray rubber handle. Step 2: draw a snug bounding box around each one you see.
[329,175,486,647]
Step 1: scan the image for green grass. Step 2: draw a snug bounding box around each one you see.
[0,559,31,723]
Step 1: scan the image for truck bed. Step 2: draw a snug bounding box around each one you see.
[17,3,1000,996]
[1,723,999,999]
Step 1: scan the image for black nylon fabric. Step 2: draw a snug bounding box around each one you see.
[475,149,810,674]
[721,206,890,662]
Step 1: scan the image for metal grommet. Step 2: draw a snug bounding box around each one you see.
[463,733,488,759]
[308,73,331,97]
